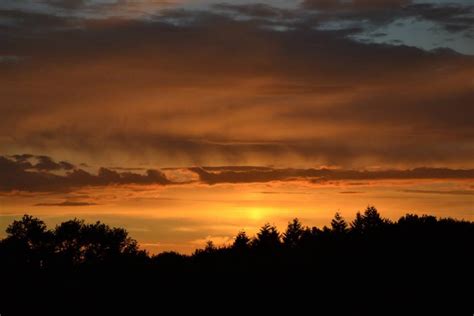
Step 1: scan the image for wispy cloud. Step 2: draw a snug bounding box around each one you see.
[0,1,473,169]
[340,191,364,194]
[190,166,474,185]
[402,189,474,195]
[34,200,97,206]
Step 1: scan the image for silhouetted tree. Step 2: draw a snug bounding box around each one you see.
[398,214,437,226]
[252,223,280,251]
[283,218,304,248]
[54,218,85,265]
[351,211,364,233]
[4,214,53,267]
[351,206,387,233]
[152,251,187,267]
[233,231,250,250]
[193,240,219,257]
[2,207,474,313]
[6,214,50,247]
[204,240,216,252]
[79,221,142,263]
[331,212,348,234]
[299,226,322,247]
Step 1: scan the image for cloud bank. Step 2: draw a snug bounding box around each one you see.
[0,0,473,169]
[1,154,473,193]
[0,155,172,192]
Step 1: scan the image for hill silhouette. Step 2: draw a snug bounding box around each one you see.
[1,206,472,315]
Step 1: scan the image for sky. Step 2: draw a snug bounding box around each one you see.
[1,0,473,253]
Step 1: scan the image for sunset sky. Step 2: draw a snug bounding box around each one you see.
[1,0,473,253]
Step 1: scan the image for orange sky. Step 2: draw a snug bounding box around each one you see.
[1,172,473,253]
[0,0,473,253]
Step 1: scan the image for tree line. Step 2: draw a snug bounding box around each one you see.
[1,206,473,314]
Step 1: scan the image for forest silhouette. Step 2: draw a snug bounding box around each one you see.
[1,206,472,314]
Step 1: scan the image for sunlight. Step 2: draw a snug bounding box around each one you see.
[247,207,266,221]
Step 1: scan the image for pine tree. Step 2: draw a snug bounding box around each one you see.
[331,212,348,234]
[233,231,250,250]
[350,206,386,233]
[283,218,304,248]
[252,223,281,251]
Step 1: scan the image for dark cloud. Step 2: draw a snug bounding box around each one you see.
[0,4,473,168]
[190,166,474,185]
[404,3,474,33]
[0,55,24,63]
[303,0,411,11]
[0,9,79,30]
[108,167,147,171]
[7,154,76,171]
[340,191,364,194]
[34,200,97,206]
[303,0,474,37]
[258,191,311,195]
[402,189,474,195]
[189,167,299,184]
[2,153,474,192]
[213,3,293,18]
[35,155,75,171]
[0,155,172,192]
[42,0,86,9]
[11,154,34,161]
[201,166,274,172]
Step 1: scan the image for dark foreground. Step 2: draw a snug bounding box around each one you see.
[1,206,473,315]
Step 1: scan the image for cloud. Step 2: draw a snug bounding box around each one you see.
[0,55,23,63]
[258,191,311,195]
[0,9,78,30]
[201,166,274,172]
[304,0,474,53]
[189,166,474,185]
[303,0,411,11]
[402,189,474,195]
[41,0,86,9]
[340,191,364,194]
[2,152,474,193]
[7,154,76,171]
[0,155,173,192]
[0,3,473,169]
[404,3,474,33]
[34,155,75,171]
[34,200,97,206]
[213,3,293,18]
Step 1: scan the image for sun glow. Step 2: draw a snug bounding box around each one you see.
[247,207,265,221]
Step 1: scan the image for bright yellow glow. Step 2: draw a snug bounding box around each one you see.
[1,180,473,254]
[247,207,265,221]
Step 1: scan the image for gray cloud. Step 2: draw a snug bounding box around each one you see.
[0,55,23,63]
[2,153,474,191]
[42,0,86,9]
[34,155,75,171]
[0,4,473,168]
[189,166,474,185]
[0,155,172,192]
[340,191,364,194]
[404,3,474,33]
[189,167,474,185]
[303,0,474,52]
[34,200,97,206]
[213,3,294,18]
[7,154,76,171]
[402,189,474,195]
[303,0,411,11]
